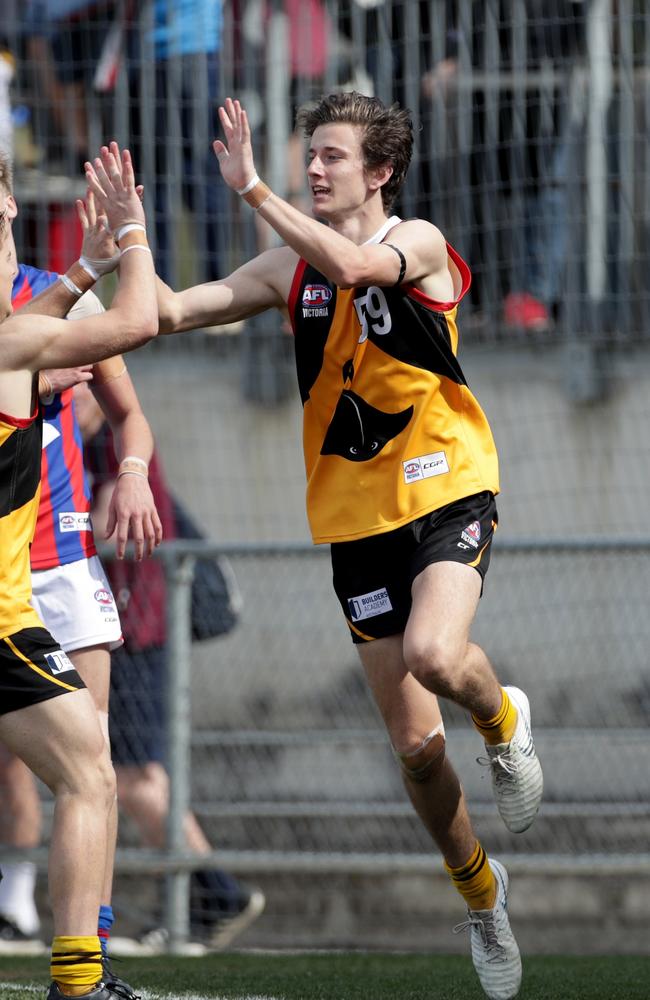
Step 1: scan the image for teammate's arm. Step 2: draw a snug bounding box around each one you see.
[92,363,162,560]
[213,99,448,290]
[2,146,157,373]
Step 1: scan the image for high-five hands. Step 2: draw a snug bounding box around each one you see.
[76,190,121,277]
[84,142,146,232]
[213,98,258,192]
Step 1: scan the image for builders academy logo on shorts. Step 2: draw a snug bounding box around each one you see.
[348,586,393,622]
[45,649,75,675]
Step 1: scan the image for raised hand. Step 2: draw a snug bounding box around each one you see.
[77,190,121,275]
[84,142,146,232]
[213,98,258,192]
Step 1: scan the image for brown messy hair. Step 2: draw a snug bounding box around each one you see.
[0,148,12,238]
[296,92,414,212]
[0,147,12,197]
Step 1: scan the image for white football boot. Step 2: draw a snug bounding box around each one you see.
[454,859,522,1000]
[479,686,543,833]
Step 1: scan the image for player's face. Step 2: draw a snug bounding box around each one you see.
[0,227,18,321]
[306,123,370,219]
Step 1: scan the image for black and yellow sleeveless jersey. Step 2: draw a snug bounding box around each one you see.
[0,404,45,638]
[288,241,499,544]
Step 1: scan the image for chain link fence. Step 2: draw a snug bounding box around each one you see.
[1,0,650,951]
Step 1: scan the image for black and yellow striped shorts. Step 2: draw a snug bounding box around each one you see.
[0,627,85,716]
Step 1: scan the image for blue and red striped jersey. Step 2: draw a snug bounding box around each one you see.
[12,264,97,570]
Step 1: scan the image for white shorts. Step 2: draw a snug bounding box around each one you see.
[30,554,123,653]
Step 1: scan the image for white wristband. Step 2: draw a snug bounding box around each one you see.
[117,469,148,480]
[115,222,146,242]
[120,455,148,471]
[78,257,100,281]
[120,244,152,258]
[60,273,83,297]
[80,252,121,278]
[236,174,260,196]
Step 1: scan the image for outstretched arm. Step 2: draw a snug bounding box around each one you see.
[156,245,293,334]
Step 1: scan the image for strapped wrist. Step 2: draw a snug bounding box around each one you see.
[80,251,121,278]
[236,174,260,195]
[115,222,146,244]
[62,260,96,297]
[118,455,148,479]
[241,178,272,210]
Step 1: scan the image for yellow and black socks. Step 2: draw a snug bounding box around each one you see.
[445,841,496,911]
[51,935,102,996]
[472,687,518,745]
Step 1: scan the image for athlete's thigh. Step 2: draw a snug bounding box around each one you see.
[406,560,482,657]
[357,633,443,749]
[69,644,111,714]
[0,688,105,792]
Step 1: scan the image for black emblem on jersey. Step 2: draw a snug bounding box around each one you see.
[0,414,43,517]
[366,290,467,385]
[321,390,413,462]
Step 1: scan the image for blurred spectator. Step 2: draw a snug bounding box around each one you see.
[422,0,587,332]
[22,1,117,170]
[75,384,264,952]
[0,38,15,157]
[127,0,226,285]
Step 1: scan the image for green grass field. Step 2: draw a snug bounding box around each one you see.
[2,953,650,1000]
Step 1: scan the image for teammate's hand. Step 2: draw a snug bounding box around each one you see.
[77,190,120,275]
[84,142,146,232]
[41,366,94,396]
[213,98,258,192]
[106,474,163,561]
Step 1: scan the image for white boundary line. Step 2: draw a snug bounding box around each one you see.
[1,987,281,1000]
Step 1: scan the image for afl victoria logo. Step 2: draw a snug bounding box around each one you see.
[94,589,113,605]
[302,284,332,307]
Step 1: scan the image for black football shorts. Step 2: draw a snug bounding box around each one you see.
[330,491,498,644]
[0,626,86,715]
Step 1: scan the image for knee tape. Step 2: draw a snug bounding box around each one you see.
[393,723,446,783]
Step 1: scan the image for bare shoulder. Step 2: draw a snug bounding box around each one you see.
[0,312,65,372]
[388,218,448,256]
[0,313,42,370]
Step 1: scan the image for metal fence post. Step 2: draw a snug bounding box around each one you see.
[163,549,195,952]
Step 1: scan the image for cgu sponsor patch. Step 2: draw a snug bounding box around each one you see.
[348,586,393,622]
[59,511,91,532]
[302,283,332,318]
[403,451,449,484]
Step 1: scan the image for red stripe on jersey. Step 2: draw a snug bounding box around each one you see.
[11,274,34,311]
[59,390,95,559]
[288,258,308,331]
[33,444,59,566]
